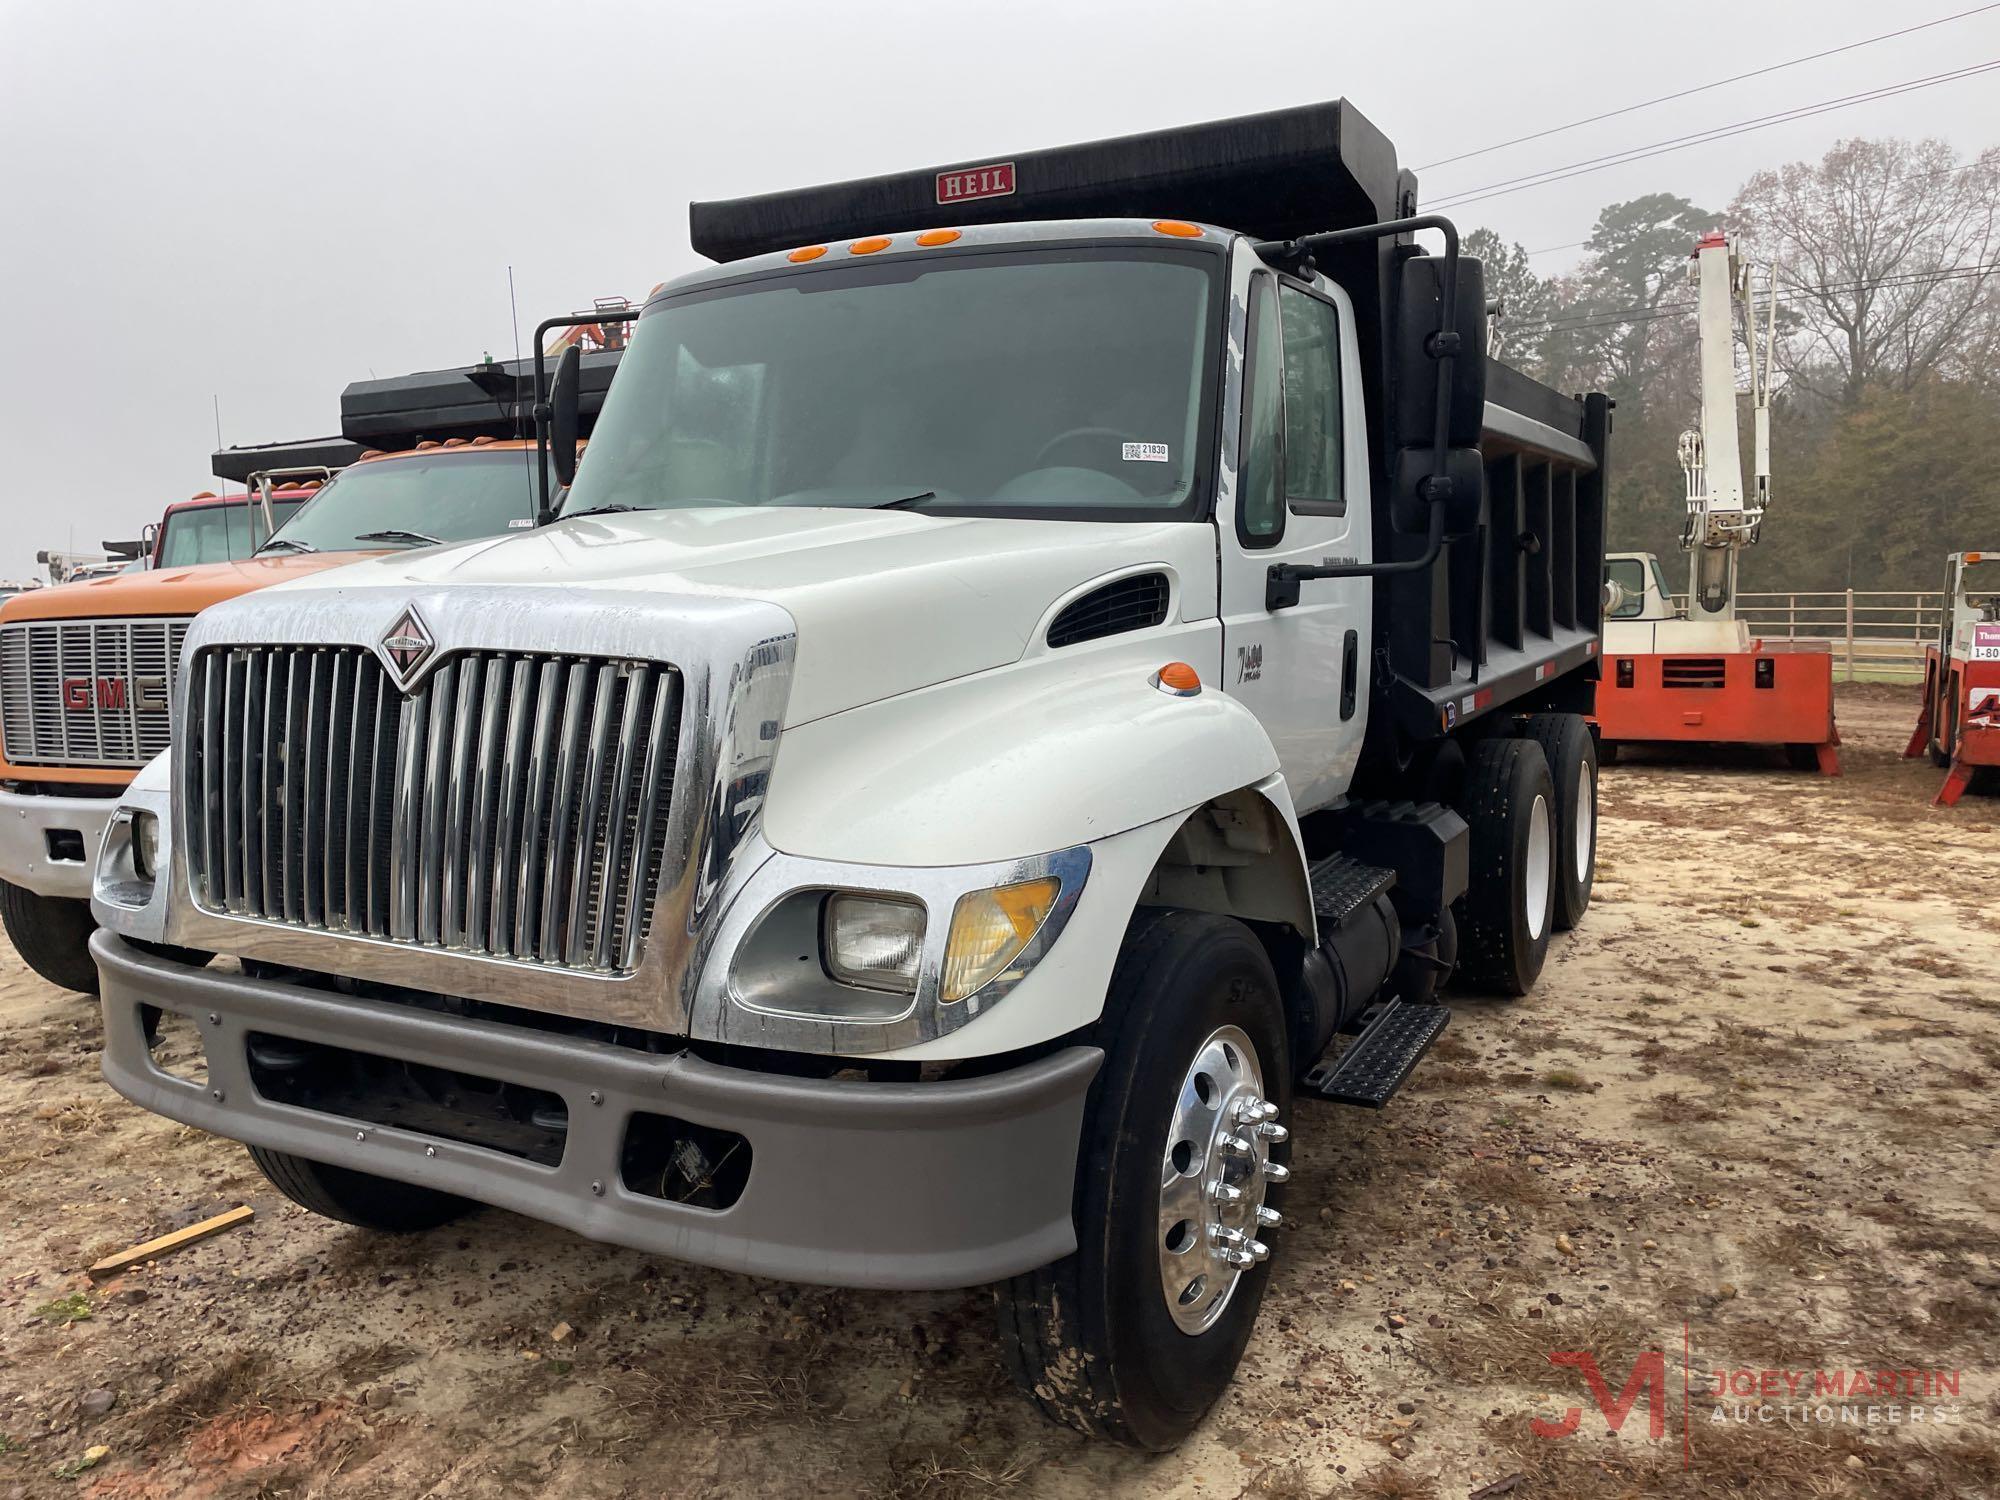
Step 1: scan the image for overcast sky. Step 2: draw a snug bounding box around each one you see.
[2,0,1995,582]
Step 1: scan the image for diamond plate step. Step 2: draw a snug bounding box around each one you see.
[1307,853,1395,931]
[1304,998,1451,1109]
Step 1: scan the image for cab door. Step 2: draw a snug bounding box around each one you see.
[1217,267,1373,813]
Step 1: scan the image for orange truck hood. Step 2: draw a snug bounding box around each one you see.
[0,552,371,623]
[0,551,377,786]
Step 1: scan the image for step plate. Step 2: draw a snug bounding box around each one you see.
[1306,1000,1452,1109]
[1307,854,1396,930]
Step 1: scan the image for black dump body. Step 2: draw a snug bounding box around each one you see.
[211,349,625,483]
[211,436,366,486]
[692,99,1605,765]
[338,349,622,449]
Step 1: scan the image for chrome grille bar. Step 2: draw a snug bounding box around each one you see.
[183,644,681,975]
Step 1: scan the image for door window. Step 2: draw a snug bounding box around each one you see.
[1237,279,1285,546]
[1279,286,1343,515]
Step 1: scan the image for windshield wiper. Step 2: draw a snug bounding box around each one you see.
[558,503,644,521]
[869,491,938,510]
[257,537,318,555]
[354,528,443,547]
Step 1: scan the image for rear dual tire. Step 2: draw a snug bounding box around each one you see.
[1453,738,1557,995]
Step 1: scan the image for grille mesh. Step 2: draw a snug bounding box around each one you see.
[0,619,189,768]
[182,645,682,975]
[1046,573,1171,649]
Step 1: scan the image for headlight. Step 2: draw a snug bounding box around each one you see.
[821,893,926,993]
[132,812,160,883]
[941,877,1061,1004]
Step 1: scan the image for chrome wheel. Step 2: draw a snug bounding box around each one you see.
[1524,791,1552,942]
[1157,1023,1286,1335]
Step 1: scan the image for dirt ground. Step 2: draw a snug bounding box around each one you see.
[1,682,1997,1499]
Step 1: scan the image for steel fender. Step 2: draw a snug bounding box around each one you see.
[761,622,1281,867]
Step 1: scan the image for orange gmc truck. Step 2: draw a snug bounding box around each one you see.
[0,340,621,991]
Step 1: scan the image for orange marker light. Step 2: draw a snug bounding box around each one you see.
[849,235,893,255]
[1154,662,1201,697]
[1152,219,1203,238]
[915,228,961,247]
[788,245,827,262]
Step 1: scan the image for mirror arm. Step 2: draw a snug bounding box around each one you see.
[531,310,641,524]
[1255,214,1464,607]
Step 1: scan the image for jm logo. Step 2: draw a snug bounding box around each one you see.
[1532,1350,1670,1441]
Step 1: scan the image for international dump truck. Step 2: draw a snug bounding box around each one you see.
[4,347,620,994]
[91,101,1610,1447]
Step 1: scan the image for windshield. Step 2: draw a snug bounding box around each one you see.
[565,247,1221,522]
[158,499,306,566]
[264,450,541,553]
[1605,557,1646,618]
[1961,559,2000,600]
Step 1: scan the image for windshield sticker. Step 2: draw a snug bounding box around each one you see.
[1122,442,1170,463]
[507,518,537,529]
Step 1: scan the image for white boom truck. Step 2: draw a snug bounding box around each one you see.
[91,101,1610,1448]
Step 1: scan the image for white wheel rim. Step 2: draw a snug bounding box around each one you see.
[1525,792,1552,942]
[1574,761,1595,880]
[1157,1024,1280,1336]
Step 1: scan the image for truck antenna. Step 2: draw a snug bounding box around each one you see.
[508,266,533,522]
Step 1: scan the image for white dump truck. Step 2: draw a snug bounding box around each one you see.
[91,100,1610,1447]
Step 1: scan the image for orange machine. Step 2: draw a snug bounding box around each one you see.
[1595,232,1839,774]
[1905,550,2000,806]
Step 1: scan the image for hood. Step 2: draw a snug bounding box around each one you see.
[247,507,1218,724]
[0,551,376,623]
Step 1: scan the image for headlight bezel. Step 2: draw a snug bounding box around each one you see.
[712,843,1091,1052]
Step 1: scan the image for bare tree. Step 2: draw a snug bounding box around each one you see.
[1730,137,2000,405]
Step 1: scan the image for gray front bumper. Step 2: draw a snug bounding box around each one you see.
[94,933,1100,1290]
[0,787,116,898]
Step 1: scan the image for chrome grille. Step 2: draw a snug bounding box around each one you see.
[182,645,682,975]
[0,618,190,768]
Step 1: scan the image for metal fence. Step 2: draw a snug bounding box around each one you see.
[1665,591,1943,680]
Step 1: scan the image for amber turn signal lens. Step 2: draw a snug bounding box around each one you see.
[788,245,828,262]
[849,236,893,254]
[1152,219,1203,238]
[1154,662,1201,696]
[915,228,961,247]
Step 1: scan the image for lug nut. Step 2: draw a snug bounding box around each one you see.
[1255,1204,1283,1228]
[1246,1238,1270,1262]
[1209,1180,1244,1205]
[1218,1133,1253,1156]
[1221,1248,1255,1269]
[1255,1121,1290,1143]
[1262,1161,1291,1184]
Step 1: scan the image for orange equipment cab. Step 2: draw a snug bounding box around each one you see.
[1905,551,2000,806]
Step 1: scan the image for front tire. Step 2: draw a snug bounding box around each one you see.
[1519,713,1597,930]
[1453,737,1557,995]
[997,910,1291,1450]
[0,881,100,994]
[247,1146,472,1232]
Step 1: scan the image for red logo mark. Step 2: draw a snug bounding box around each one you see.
[1532,1349,1670,1441]
[61,677,126,711]
[935,161,1015,205]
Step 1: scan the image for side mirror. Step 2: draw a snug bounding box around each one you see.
[1395,254,1488,451]
[549,344,582,490]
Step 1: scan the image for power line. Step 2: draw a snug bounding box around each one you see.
[1501,261,2000,337]
[1417,2,2000,172]
[1513,158,1992,263]
[1428,59,2000,211]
